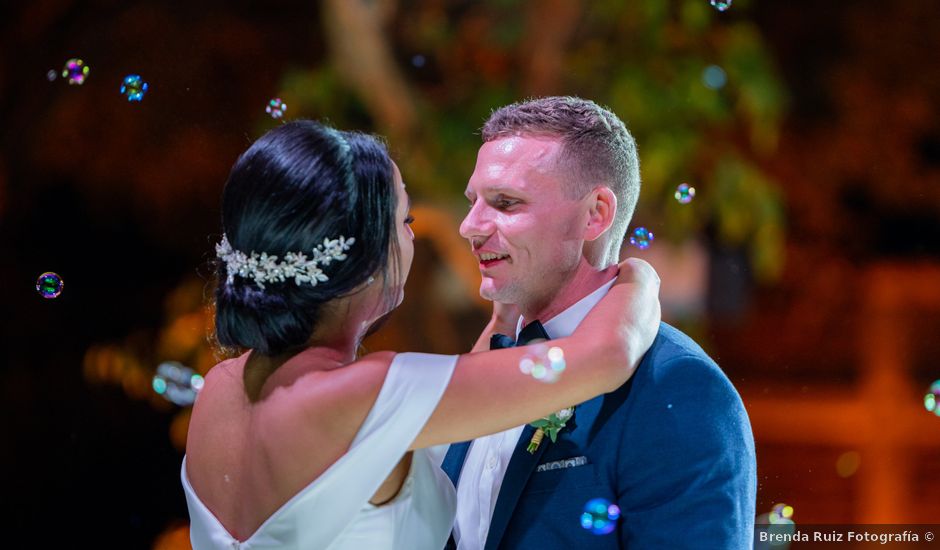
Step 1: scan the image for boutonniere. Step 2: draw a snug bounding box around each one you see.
[527,406,574,453]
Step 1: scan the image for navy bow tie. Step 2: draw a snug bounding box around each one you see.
[490,319,550,349]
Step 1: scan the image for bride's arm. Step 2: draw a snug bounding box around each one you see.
[409,258,661,450]
[469,302,521,353]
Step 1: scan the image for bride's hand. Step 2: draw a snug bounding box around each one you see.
[612,257,662,364]
[414,258,661,448]
[615,256,660,287]
[491,301,522,334]
[571,257,661,379]
[471,300,522,352]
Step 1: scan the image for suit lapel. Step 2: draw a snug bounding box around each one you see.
[441,441,472,487]
[483,425,549,550]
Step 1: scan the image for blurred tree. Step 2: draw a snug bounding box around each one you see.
[282,0,788,281]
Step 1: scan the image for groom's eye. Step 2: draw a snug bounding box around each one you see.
[495,197,518,209]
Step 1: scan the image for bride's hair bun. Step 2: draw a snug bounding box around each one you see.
[213,120,402,356]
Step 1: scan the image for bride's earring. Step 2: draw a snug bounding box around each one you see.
[367,276,375,286]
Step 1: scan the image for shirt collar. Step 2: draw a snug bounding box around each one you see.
[516,276,617,339]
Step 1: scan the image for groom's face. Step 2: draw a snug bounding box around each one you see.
[460,136,588,307]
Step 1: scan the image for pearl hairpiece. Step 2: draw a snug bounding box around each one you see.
[215,234,355,289]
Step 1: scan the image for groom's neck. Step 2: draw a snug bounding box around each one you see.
[520,264,617,325]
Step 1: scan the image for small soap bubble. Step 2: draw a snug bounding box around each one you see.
[836,451,861,478]
[120,74,148,102]
[629,227,654,250]
[153,361,203,406]
[46,70,57,82]
[519,357,535,375]
[710,0,732,12]
[758,503,797,543]
[411,55,426,68]
[702,65,727,90]
[532,363,547,380]
[580,498,621,535]
[548,346,566,373]
[770,503,794,523]
[62,58,90,85]
[519,342,562,383]
[36,272,64,299]
[925,380,940,416]
[266,98,286,119]
[674,183,696,204]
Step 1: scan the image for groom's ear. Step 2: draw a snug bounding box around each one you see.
[583,186,617,242]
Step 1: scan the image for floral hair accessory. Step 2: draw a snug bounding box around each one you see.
[215,234,355,289]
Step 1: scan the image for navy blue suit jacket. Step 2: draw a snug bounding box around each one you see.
[442,323,756,549]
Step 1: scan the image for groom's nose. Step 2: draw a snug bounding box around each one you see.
[459,201,492,241]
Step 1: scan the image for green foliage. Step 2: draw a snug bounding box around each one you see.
[280,0,788,281]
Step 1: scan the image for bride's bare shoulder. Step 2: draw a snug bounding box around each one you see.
[192,351,396,429]
[291,351,396,435]
[297,351,395,403]
[195,351,245,381]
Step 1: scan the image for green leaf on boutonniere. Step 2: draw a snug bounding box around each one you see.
[527,407,574,452]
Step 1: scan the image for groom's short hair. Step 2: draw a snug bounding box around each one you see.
[481,96,640,264]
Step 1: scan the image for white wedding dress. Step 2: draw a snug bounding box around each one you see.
[181,352,459,549]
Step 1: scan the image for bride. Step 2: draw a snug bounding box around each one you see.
[181,120,661,549]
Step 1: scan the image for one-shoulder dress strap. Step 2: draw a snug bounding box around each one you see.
[351,352,458,447]
[293,352,458,548]
[182,353,458,550]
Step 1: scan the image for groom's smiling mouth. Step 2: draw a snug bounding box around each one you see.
[478,252,510,268]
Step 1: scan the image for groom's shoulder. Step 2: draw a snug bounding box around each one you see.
[618,322,740,410]
[645,322,711,366]
[593,322,751,458]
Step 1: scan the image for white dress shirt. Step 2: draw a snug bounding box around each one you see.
[453,277,617,550]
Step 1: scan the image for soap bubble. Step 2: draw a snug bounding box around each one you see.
[710,0,732,12]
[519,357,535,375]
[46,70,57,82]
[532,363,547,380]
[835,451,861,478]
[674,183,696,204]
[62,58,90,85]
[152,361,204,406]
[36,272,64,299]
[580,498,620,535]
[266,98,286,119]
[702,65,727,90]
[120,74,148,102]
[411,55,426,68]
[756,502,797,547]
[519,342,563,383]
[925,380,940,416]
[770,503,794,523]
[629,227,654,250]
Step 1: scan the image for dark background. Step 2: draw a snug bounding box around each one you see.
[2,1,938,547]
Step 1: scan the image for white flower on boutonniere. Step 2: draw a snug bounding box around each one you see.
[527,406,575,453]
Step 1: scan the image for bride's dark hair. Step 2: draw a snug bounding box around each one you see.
[213,120,401,356]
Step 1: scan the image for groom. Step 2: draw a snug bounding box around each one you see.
[442,96,756,549]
